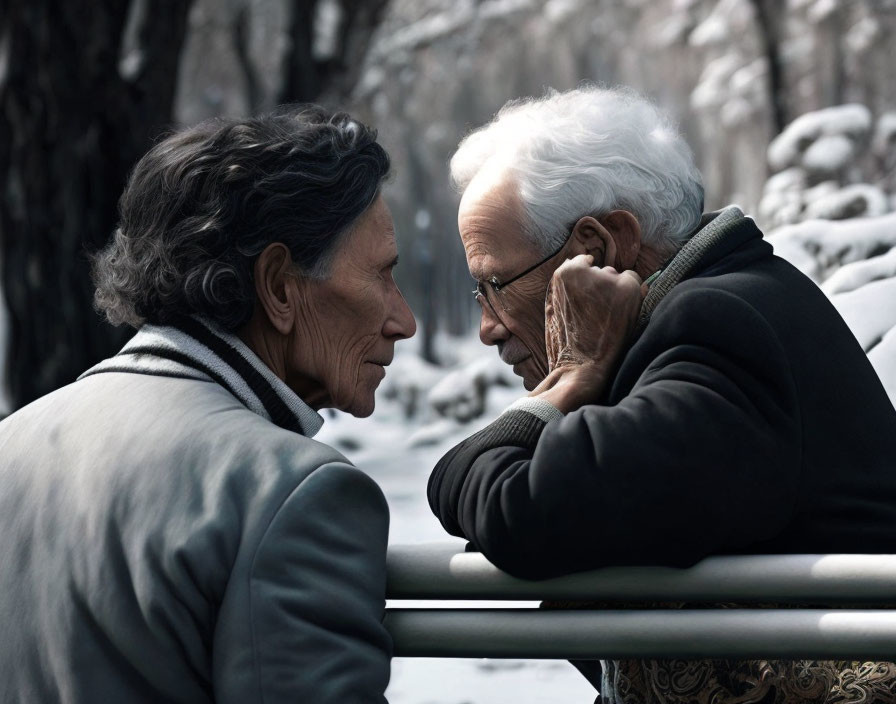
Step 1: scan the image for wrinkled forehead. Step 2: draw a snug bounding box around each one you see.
[457,173,539,278]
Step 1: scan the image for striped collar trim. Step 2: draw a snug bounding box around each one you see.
[80,317,324,438]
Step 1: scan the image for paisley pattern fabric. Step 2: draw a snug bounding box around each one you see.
[599,658,896,704]
[542,601,896,704]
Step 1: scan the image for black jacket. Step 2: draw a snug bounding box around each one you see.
[428,209,896,580]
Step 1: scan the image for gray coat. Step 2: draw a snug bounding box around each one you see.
[0,321,392,703]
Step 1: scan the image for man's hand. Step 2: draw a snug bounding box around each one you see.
[532,254,645,412]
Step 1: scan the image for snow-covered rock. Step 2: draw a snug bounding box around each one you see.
[379,352,444,419]
[760,105,892,227]
[427,354,514,422]
[803,183,889,220]
[767,104,872,173]
[801,134,855,176]
[822,246,896,296]
[769,211,896,281]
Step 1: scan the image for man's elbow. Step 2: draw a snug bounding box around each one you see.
[472,524,569,581]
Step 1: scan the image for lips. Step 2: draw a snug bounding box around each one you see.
[499,342,529,367]
[511,358,531,374]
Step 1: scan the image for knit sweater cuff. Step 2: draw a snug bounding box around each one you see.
[475,409,547,451]
[502,397,565,424]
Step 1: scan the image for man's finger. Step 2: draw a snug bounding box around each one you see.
[621,269,643,285]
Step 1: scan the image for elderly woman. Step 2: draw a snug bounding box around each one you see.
[0,106,415,703]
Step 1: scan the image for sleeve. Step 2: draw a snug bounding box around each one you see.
[428,288,803,580]
[215,462,392,703]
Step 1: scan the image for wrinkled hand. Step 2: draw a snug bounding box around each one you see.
[534,255,646,410]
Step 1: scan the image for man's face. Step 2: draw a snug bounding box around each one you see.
[287,196,417,416]
[458,177,561,390]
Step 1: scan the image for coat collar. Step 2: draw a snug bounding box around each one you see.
[636,205,758,333]
[80,317,324,437]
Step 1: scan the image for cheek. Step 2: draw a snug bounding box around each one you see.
[319,295,386,395]
[509,297,548,352]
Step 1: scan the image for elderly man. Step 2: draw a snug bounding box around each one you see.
[428,87,896,703]
[0,107,415,703]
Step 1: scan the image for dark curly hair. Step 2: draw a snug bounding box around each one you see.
[92,105,391,329]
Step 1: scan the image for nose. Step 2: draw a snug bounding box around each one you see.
[478,304,510,347]
[383,285,417,341]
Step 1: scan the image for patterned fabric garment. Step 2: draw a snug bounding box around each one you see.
[599,659,896,704]
[543,602,896,704]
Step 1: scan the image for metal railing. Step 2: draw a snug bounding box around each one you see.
[383,544,896,659]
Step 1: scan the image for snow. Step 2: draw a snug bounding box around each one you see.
[844,16,880,55]
[873,112,896,156]
[729,58,767,96]
[769,212,896,279]
[690,54,742,111]
[720,97,755,128]
[801,134,855,175]
[543,0,580,24]
[688,0,752,47]
[370,0,535,61]
[802,183,889,220]
[829,277,896,352]
[688,13,728,47]
[759,106,893,227]
[767,104,872,172]
[655,14,692,48]
[807,0,840,23]
[822,245,896,296]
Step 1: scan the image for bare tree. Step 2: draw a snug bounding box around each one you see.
[750,0,788,136]
[279,0,389,104]
[0,0,193,409]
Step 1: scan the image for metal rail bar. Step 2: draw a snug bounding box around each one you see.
[386,545,896,603]
[384,608,896,659]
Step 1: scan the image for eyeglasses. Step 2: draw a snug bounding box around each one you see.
[472,230,573,318]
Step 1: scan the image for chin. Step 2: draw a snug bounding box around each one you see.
[349,402,375,419]
[343,388,377,418]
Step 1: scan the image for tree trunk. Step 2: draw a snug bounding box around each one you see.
[278,0,389,105]
[0,0,193,409]
[750,0,788,137]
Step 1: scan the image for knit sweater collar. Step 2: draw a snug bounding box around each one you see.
[636,205,748,333]
[80,316,324,437]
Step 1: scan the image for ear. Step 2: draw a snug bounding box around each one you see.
[598,210,642,270]
[569,216,611,265]
[253,242,300,336]
[570,211,642,270]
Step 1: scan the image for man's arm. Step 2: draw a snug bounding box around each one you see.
[428,287,802,580]
[215,462,392,703]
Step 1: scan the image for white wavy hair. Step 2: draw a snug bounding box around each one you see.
[450,86,705,256]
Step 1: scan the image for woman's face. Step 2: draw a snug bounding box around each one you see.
[287,197,417,417]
